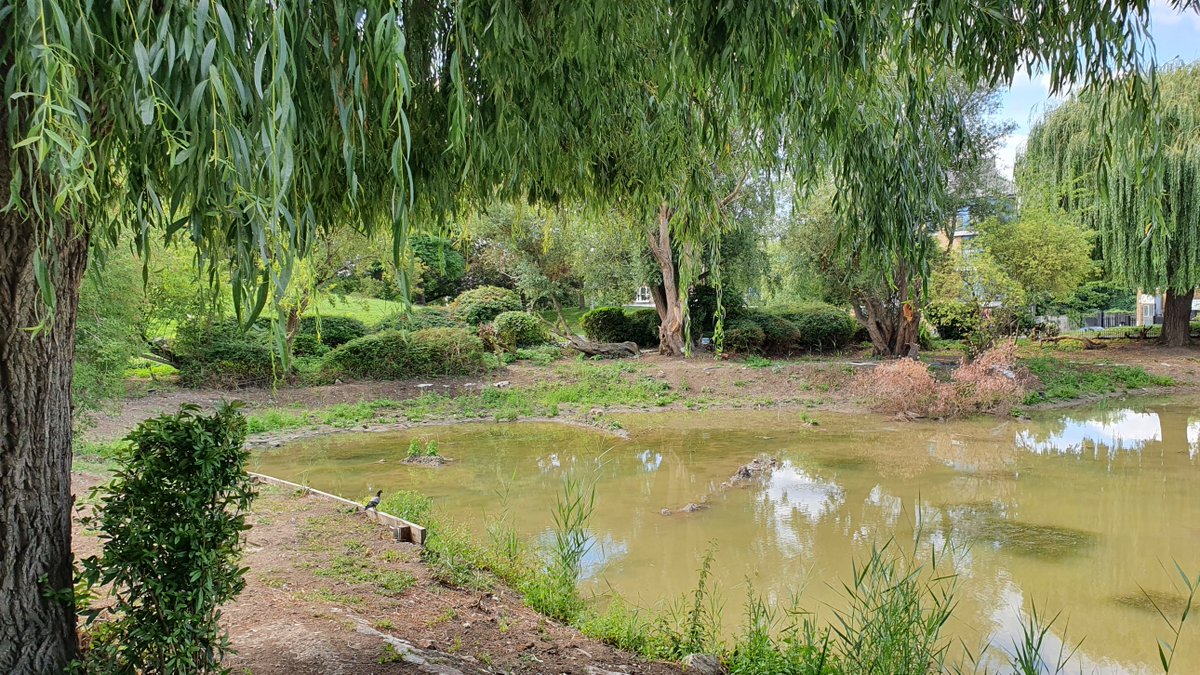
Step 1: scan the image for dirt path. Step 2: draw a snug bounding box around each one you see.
[81,343,1200,445]
[72,476,683,675]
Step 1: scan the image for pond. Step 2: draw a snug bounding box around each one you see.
[253,400,1200,673]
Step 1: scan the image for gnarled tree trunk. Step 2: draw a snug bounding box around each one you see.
[1160,287,1193,347]
[0,203,88,669]
[851,262,921,357]
[647,205,687,356]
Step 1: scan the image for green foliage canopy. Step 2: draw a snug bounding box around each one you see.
[976,209,1097,302]
[1021,62,1200,293]
[3,0,1174,329]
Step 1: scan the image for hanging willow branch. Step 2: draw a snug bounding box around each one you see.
[2,0,1184,342]
[1021,62,1200,294]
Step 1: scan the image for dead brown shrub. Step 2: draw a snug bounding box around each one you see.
[855,340,1028,418]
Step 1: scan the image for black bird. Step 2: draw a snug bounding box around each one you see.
[364,490,382,511]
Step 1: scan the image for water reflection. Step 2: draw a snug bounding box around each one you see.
[1017,409,1162,455]
[255,400,1200,674]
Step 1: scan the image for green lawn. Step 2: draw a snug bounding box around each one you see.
[307,295,412,326]
[539,306,589,334]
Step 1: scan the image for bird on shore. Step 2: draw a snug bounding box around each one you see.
[364,490,382,511]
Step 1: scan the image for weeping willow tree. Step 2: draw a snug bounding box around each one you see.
[0,0,1183,670]
[1021,62,1200,346]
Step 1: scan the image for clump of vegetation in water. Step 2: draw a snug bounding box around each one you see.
[1020,357,1173,404]
[404,438,440,460]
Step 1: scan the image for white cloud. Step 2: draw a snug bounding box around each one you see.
[994,134,1027,181]
[1150,0,1200,32]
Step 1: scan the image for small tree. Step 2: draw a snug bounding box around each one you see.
[975,208,1096,313]
[78,404,255,674]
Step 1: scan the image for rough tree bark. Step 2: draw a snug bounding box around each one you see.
[1160,287,1193,347]
[0,137,88,671]
[647,205,687,356]
[850,262,921,358]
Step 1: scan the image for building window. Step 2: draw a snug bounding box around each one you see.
[634,286,652,304]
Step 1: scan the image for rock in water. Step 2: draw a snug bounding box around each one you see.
[725,456,779,486]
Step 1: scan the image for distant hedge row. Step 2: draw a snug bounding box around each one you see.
[581,302,857,355]
[171,286,556,386]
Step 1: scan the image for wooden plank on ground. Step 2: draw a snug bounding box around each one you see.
[249,472,427,546]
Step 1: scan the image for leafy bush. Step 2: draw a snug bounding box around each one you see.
[723,319,766,354]
[770,303,857,352]
[687,284,745,334]
[323,327,489,380]
[743,311,803,354]
[925,300,979,340]
[493,311,549,348]
[376,306,467,332]
[77,404,255,674]
[451,285,522,325]
[582,307,630,342]
[582,307,660,347]
[173,318,276,387]
[411,235,467,300]
[627,309,661,347]
[293,315,369,356]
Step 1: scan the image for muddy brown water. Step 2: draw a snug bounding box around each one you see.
[253,400,1200,673]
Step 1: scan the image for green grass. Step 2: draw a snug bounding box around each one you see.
[401,362,677,422]
[73,440,130,474]
[1021,356,1174,404]
[307,294,410,326]
[312,543,416,596]
[538,306,588,334]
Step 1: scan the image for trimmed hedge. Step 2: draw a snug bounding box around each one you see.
[322,327,488,380]
[293,315,368,356]
[581,307,629,342]
[717,303,856,355]
[493,311,549,348]
[723,319,766,354]
[451,286,522,325]
[581,307,661,348]
[627,309,661,347]
[377,306,467,333]
[768,303,857,352]
[173,319,276,386]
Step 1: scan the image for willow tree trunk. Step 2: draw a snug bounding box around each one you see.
[851,262,921,357]
[1160,287,1193,347]
[647,205,687,356]
[0,209,88,669]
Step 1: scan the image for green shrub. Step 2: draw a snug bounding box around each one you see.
[582,307,630,342]
[323,327,489,380]
[687,284,745,334]
[173,318,276,387]
[451,285,522,325]
[743,311,803,354]
[768,303,857,352]
[293,315,369,356]
[925,301,979,340]
[581,307,659,347]
[77,404,255,674]
[493,311,550,348]
[376,305,467,332]
[411,236,467,300]
[723,319,766,354]
[627,309,661,348]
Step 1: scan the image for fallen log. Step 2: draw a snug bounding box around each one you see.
[564,335,639,358]
[1038,335,1106,350]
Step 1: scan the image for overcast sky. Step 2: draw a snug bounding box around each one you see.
[993,2,1200,179]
